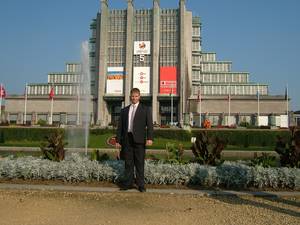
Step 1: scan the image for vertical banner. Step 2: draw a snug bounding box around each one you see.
[133,67,150,94]
[159,66,177,94]
[106,67,124,94]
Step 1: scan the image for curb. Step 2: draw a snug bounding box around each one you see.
[0,183,299,198]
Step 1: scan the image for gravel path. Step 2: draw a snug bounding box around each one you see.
[0,190,299,225]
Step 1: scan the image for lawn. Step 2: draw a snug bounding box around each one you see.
[0,134,274,151]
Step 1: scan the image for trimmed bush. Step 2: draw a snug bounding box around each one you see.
[0,127,291,148]
[0,153,299,190]
[0,127,63,142]
[191,130,291,147]
[90,128,115,135]
[154,129,191,141]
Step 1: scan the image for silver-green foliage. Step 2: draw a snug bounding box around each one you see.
[0,153,299,189]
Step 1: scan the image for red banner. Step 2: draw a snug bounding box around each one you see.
[159,67,177,94]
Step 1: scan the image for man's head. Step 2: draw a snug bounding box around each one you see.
[130,88,141,104]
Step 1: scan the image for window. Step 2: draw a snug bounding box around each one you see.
[192,27,200,36]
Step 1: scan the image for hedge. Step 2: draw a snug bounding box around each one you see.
[0,153,299,189]
[0,127,62,142]
[0,127,291,147]
[191,130,291,147]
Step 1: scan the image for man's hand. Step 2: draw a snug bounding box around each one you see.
[115,142,121,159]
[115,142,122,149]
[146,140,153,146]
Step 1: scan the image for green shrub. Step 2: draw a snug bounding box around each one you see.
[40,130,67,161]
[165,142,185,164]
[275,127,300,168]
[250,153,277,168]
[91,149,110,161]
[239,121,249,127]
[0,131,4,143]
[191,131,227,166]
[37,119,47,126]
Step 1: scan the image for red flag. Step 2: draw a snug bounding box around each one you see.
[49,87,54,100]
[0,85,6,98]
[226,94,231,101]
[197,90,201,102]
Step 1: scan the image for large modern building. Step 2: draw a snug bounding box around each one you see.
[2,0,290,127]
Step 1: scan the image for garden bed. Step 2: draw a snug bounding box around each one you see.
[0,153,299,190]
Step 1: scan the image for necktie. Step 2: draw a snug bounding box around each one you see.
[129,104,136,132]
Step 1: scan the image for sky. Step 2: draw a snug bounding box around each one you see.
[0,0,299,110]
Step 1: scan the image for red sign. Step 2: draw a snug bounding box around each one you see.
[159,67,177,94]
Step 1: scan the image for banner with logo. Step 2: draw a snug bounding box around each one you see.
[106,67,124,94]
[133,67,150,94]
[159,66,177,94]
[134,41,151,55]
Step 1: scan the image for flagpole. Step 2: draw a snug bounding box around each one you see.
[50,96,54,125]
[257,92,260,117]
[49,85,54,125]
[0,83,2,121]
[257,84,260,126]
[228,84,231,125]
[171,88,173,125]
[199,83,202,128]
[286,84,289,125]
[24,83,28,125]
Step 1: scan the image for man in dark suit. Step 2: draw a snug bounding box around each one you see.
[116,88,153,192]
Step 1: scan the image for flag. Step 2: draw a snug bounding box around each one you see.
[23,84,27,96]
[284,86,288,100]
[49,87,54,100]
[226,93,231,101]
[0,85,6,98]
[197,90,201,102]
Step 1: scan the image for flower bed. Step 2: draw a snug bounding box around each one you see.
[0,153,299,190]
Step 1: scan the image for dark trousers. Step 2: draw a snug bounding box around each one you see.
[123,132,145,188]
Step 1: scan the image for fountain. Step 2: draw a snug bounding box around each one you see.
[66,41,91,156]
[81,41,91,155]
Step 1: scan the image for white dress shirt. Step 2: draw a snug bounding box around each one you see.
[128,102,139,132]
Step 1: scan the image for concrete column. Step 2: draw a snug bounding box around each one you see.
[152,0,160,124]
[97,0,110,126]
[124,0,134,106]
[179,0,186,126]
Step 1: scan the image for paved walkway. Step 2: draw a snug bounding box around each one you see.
[0,146,279,159]
[0,183,298,198]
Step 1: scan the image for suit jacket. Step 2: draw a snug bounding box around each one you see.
[116,103,153,145]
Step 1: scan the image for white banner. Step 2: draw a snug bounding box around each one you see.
[106,67,124,94]
[280,115,288,128]
[134,41,151,55]
[258,116,268,126]
[133,67,150,94]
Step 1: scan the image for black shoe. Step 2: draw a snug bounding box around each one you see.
[138,186,146,193]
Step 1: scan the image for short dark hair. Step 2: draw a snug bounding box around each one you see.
[130,88,140,95]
